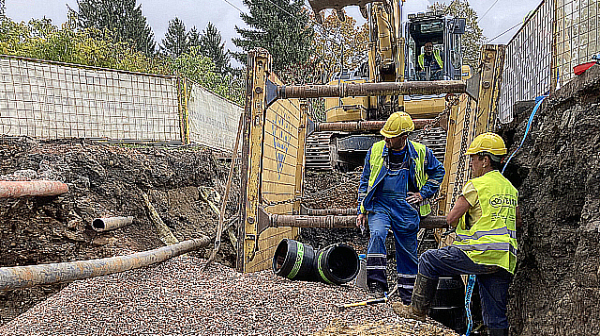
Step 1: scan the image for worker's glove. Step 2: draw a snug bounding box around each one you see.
[406,192,423,204]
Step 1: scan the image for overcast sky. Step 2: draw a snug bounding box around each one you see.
[6,0,542,59]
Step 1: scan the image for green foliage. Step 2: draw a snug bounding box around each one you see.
[199,22,231,75]
[0,0,5,19]
[169,47,243,105]
[233,0,314,73]
[70,0,156,55]
[161,17,189,58]
[430,1,485,67]
[0,18,167,74]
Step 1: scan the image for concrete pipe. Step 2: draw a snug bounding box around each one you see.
[0,237,210,291]
[0,180,69,198]
[92,216,134,232]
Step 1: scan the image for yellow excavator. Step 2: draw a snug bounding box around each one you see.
[306,0,469,170]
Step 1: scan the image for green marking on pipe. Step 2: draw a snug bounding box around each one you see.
[287,242,304,279]
[317,252,333,284]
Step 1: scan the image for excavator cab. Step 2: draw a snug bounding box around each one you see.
[405,12,466,81]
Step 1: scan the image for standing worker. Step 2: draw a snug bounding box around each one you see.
[393,133,522,336]
[356,112,445,303]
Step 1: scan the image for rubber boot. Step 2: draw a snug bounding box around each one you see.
[367,281,387,299]
[392,273,438,321]
[488,329,509,336]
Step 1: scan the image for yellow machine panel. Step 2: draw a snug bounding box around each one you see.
[404,97,446,118]
[325,79,369,122]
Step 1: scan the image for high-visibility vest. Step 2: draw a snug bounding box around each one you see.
[453,170,519,274]
[361,140,431,217]
[418,50,443,69]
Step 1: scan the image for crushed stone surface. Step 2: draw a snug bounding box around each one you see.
[0,256,457,336]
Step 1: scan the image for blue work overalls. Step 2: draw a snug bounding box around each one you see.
[366,148,420,304]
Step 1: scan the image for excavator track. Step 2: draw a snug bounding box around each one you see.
[305,132,334,170]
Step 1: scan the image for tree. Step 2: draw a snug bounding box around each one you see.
[188,26,201,48]
[70,0,156,55]
[199,22,231,75]
[161,17,188,58]
[0,0,5,20]
[312,11,369,83]
[429,1,485,67]
[233,0,313,73]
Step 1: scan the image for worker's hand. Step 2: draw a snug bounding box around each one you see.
[406,192,423,204]
[356,213,368,228]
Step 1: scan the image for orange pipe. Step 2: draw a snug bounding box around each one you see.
[0,181,69,198]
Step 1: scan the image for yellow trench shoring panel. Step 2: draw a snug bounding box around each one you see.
[437,44,506,225]
[237,48,307,273]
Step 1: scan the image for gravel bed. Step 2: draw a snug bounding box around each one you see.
[0,256,457,336]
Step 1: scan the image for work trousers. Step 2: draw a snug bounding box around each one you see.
[366,200,419,304]
[419,246,513,329]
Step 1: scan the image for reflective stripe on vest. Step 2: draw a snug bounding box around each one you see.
[418,50,443,69]
[453,170,519,274]
[361,140,430,216]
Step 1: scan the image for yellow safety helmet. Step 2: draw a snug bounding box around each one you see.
[465,132,507,156]
[380,112,415,138]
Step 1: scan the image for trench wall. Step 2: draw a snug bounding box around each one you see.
[505,65,600,335]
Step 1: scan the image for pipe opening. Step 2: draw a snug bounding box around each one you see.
[326,246,359,280]
[273,241,289,274]
[92,219,106,231]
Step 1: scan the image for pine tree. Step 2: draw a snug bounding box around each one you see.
[429,1,485,67]
[199,22,231,75]
[161,17,188,58]
[0,0,5,19]
[70,0,156,55]
[188,26,201,48]
[233,0,313,72]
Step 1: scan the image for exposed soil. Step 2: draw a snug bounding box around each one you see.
[0,137,239,324]
[500,66,600,335]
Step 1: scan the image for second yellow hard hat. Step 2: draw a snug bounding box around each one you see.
[465,132,507,156]
[380,112,415,138]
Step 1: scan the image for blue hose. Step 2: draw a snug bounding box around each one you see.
[502,95,547,174]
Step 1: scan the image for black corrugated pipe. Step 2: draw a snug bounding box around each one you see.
[272,239,359,285]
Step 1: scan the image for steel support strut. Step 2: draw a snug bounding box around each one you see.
[314,119,437,132]
[278,81,466,100]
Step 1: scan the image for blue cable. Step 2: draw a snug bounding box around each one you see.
[502,95,547,174]
[464,274,477,336]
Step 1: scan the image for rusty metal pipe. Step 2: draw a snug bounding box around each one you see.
[91,216,134,232]
[278,81,466,99]
[271,213,448,230]
[0,237,210,291]
[0,180,68,198]
[314,119,436,132]
[301,207,357,216]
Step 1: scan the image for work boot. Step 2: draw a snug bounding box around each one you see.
[392,273,438,321]
[367,281,387,299]
[488,329,509,336]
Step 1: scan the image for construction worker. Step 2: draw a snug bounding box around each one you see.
[418,41,443,80]
[393,133,522,336]
[356,112,445,303]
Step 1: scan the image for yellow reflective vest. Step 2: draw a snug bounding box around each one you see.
[453,170,519,274]
[360,140,431,217]
[418,50,443,69]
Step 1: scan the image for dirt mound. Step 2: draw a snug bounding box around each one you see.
[502,67,600,335]
[0,137,238,324]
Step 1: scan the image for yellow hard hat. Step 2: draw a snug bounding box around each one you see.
[380,112,415,138]
[465,132,507,156]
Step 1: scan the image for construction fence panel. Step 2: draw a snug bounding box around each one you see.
[238,49,306,273]
[0,56,181,143]
[499,0,599,124]
[499,0,553,124]
[555,0,600,87]
[186,80,243,152]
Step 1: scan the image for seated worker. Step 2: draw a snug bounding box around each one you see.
[417,42,443,80]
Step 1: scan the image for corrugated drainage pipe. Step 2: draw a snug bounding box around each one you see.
[0,180,68,198]
[0,236,210,291]
[273,239,359,285]
[92,216,134,232]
